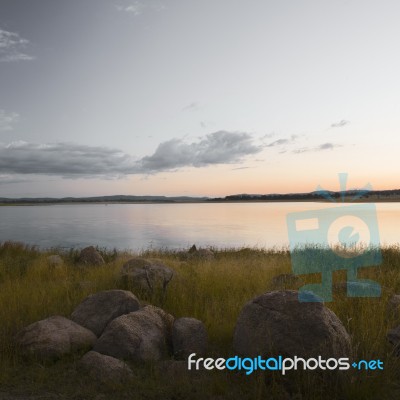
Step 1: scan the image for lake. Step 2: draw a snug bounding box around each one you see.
[0,202,399,251]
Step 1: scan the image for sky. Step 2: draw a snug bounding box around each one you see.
[0,0,400,198]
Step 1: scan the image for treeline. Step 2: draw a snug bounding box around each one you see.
[208,189,400,202]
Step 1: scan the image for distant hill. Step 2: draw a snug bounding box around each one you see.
[0,195,209,204]
[2,189,400,204]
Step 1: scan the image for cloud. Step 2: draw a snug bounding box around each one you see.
[0,109,19,131]
[293,142,341,153]
[116,2,144,15]
[0,174,29,185]
[0,141,137,177]
[266,134,298,147]
[267,138,289,147]
[0,28,34,62]
[138,131,263,172]
[182,102,200,112]
[318,142,337,150]
[231,166,253,170]
[116,1,165,16]
[331,119,350,128]
[0,131,262,178]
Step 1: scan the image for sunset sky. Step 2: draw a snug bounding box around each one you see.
[1,0,399,197]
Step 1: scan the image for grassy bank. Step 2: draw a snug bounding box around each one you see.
[1,242,400,399]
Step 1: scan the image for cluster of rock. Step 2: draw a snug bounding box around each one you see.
[47,244,215,271]
[20,245,372,391]
[46,246,105,269]
[15,289,208,384]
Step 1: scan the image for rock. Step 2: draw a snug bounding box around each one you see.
[233,290,351,359]
[387,294,400,321]
[121,258,174,294]
[78,351,134,384]
[47,255,64,268]
[71,290,140,337]
[94,305,174,362]
[172,317,208,359]
[188,244,197,254]
[196,249,215,261]
[188,248,215,261]
[78,246,105,266]
[270,274,303,289]
[15,316,96,361]
[178,246,215,261]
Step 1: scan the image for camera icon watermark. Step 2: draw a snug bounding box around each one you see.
[286,174,382,302]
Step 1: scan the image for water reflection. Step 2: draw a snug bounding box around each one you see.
[0,202,398,250]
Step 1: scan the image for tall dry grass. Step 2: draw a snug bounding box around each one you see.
[0,242,400,399]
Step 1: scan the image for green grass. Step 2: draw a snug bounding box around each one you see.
[1,241,400,399]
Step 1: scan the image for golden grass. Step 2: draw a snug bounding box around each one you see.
[0,242,400,399]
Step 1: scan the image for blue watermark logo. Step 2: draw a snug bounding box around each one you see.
[188,354,384,375]
[286,173,382,302]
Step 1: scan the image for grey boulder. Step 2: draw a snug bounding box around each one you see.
[233,290,351,359]
[172,317,208,359]
[121,258,174,294]
[78,246,105,266]
[94,305,174,362]
[71,290,140,336]
[15,316,96,361]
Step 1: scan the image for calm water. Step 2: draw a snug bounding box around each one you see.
[0,202,400,250]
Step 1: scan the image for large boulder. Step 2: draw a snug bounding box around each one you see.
[78,246,105,266]
[78,351,134,384]
[172,317,208,359]
[15,316,96,361]
[94,305,174,362]
[121,258,174,294]
[233,290,351,359]
[71,290,140,337]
